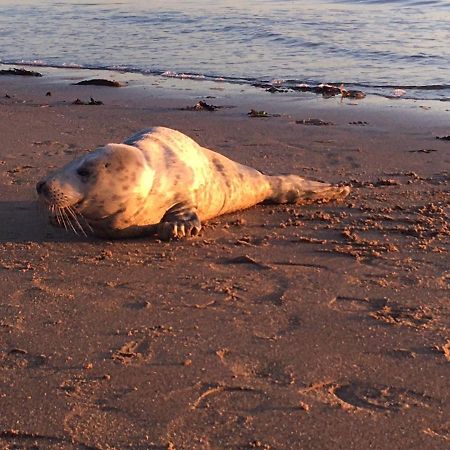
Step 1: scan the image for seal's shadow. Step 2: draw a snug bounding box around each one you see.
[0,201,86,243]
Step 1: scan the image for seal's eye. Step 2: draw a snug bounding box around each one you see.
[77,167,90,178]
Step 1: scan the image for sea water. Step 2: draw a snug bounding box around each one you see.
[0,0,449,101]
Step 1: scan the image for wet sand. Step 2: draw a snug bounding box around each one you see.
[0,70,449,449]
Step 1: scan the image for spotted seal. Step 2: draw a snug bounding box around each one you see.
[36,127,350,240]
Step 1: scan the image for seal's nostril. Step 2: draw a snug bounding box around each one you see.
[36,180,46,194]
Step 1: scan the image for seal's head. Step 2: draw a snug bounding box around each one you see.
[36,144,154,235]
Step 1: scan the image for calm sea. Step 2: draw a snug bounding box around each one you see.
[0,0,449,101]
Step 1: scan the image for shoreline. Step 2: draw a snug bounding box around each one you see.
[0,66,449,449]
[2,56,450,103]
[2,62,450,115]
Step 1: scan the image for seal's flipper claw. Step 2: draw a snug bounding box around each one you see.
[157,202,202,240]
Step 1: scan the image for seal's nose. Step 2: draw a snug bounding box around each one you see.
[36,180,47,195]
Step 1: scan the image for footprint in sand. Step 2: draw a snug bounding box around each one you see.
[111,338,153,365]
[215,347,296,387]
[333,383,435,412]
[329,295,436,329]
[1,348,47,370]
[300,381,435,413]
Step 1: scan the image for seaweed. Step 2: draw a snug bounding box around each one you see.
[181,100,221,111]
[72,97,104,105]
[74,79,123,87]
[0,68,42,77]
[296,118,334,126]
[248,109,270,118]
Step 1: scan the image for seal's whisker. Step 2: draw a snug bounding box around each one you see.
[66,207,85,235]
[57,207,69,231]
[52,205,62,227]
[57,207,66,230]
[61,208,78,235]
[73,208,94,233]
[82,217,94,234]
[66,206,87,236]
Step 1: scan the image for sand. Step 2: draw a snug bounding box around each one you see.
[0,68,449,450]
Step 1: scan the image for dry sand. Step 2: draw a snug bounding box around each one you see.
[0,69,449,449]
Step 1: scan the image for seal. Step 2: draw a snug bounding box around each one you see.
[36,127,350,240]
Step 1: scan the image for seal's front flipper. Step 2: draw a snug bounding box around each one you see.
[157,202,202,240]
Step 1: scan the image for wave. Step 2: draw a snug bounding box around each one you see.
[1,60,449,102]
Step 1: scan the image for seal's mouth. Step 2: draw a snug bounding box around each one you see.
[36,180,91,236]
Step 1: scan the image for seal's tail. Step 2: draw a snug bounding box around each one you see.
[266,175,350,205]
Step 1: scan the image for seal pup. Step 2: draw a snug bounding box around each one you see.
[36,127,350,240]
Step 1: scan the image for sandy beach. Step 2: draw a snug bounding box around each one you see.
[0,69,449,449]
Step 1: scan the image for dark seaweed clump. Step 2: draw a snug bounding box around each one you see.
[0,68,42,77]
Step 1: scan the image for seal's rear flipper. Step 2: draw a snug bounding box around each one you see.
[157,201,202,240]
[266,175,350,204]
